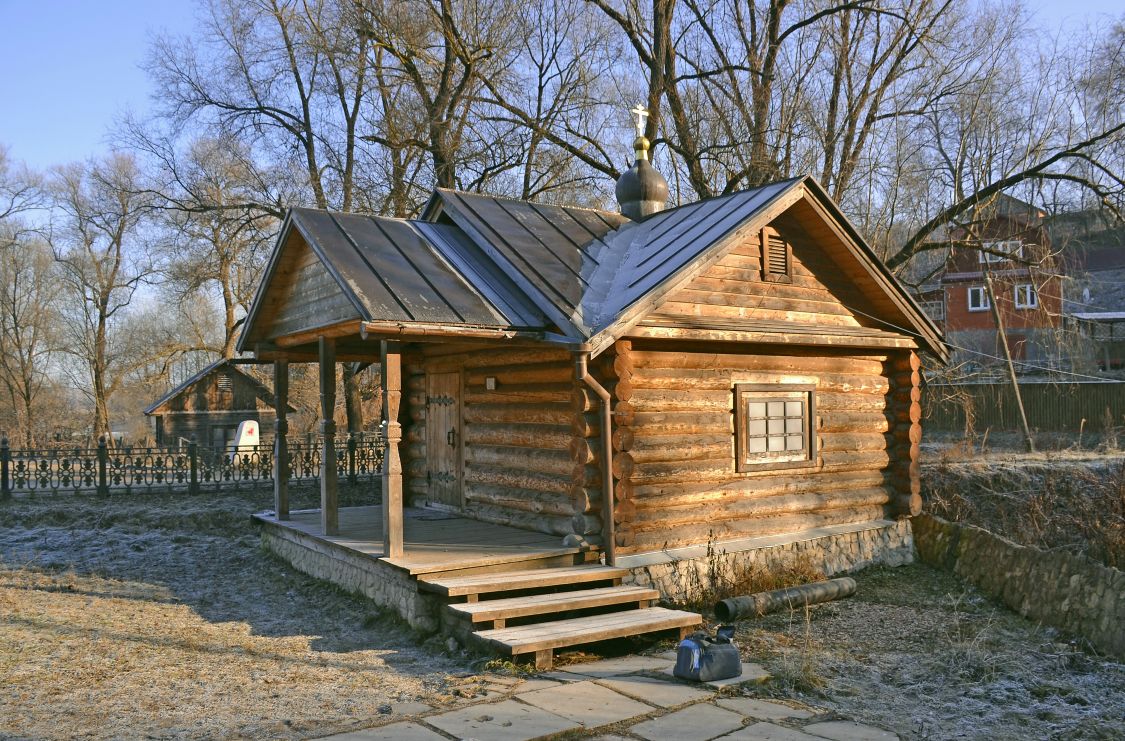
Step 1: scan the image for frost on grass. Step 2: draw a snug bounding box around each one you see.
[0,488,471,740]
[741,564,1125,741]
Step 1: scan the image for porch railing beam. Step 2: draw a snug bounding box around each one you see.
[319,336,339,535]
[381,340,404,558]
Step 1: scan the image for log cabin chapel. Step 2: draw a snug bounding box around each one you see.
[240,110,946,668]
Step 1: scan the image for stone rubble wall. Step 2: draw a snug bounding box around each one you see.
[913,513,1125,659]
[624,520,914,603]
[260,523,442,633]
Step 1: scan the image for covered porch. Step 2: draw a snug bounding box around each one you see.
[254,505,593,576]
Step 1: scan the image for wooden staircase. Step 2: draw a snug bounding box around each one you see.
[418,564,701,669]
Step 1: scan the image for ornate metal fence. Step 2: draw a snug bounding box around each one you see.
[0,433,385,496]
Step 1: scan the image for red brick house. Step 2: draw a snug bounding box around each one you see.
[917,195,1063,367]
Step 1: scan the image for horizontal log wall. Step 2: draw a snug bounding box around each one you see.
[648,225,876,330]
[617,345,900,555]
[403,345,578,537]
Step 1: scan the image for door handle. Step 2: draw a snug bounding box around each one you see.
[447,427,456,447]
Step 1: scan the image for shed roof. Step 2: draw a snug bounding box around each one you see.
[239,176,946,361]
[144,359,291,415]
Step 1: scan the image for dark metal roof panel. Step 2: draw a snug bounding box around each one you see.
[580,180,800,332]
[432,190,625,332]
[289,208,545,330]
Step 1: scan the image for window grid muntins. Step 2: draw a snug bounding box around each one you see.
[744,397,806,459]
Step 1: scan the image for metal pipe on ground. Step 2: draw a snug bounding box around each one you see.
[714,577,857,621]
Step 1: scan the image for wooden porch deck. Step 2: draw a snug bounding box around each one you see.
[254,506,590,575]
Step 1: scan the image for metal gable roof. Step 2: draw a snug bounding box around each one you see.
[241,177,944,360]
[427,190,628,337]
[279,208,546,331]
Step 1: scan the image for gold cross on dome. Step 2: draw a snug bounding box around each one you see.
[630,104,649,138]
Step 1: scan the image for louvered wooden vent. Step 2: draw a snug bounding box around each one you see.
[760,226,791,281]
[217,374,233,392]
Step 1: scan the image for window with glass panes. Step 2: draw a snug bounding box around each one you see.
[734,384,815,471]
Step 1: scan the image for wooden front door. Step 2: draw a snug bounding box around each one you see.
[426,371,462,508]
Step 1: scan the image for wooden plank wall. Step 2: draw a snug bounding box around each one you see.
[611,343,910,555]
[403,346,582,537]
[258,235,358,341]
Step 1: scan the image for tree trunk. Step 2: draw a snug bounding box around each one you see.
[343,362,365,433]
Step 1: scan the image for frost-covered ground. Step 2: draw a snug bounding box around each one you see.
[744,564,1125,740]
[1,484,1122,740]
[0,486,474,740]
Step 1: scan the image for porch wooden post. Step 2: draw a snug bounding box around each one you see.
[319,337,339,535]
[381,340,404,558]
[273,359,290,521]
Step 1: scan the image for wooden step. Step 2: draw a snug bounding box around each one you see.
[447,585,660,626]
[418,565,629,599]
[474,607,702,669]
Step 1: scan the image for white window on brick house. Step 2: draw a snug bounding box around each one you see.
[967,286,990,311]
[979,240,1024,263]
[734,384,815,472]
[1014,283,1038,309]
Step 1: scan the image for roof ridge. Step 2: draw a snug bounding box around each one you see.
[433,187,621,219]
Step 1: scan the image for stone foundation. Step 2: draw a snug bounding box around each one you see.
[260,521,442,633]
[619,520,914,604]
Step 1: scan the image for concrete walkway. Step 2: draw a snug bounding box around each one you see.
[316,653,899,741]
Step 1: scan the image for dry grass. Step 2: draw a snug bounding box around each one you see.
[924,455,1125,568]
[738,563,1125,740]
[0,486,471,740]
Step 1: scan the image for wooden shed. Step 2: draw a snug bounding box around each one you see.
[239,164,945,664]
[145,359,290,450]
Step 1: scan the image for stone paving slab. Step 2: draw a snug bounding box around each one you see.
[802,720,899,740]
[719,721,824,740]
[385,701,434,715]
[629,703,745,741]
[716,698,815,721]
[558,654,673,678]
[517,679,654,727]
[513,677,564,693]
[424,699,578,741]
[316,721,447,741]
[661,662,771,687]
[596,674,714,708]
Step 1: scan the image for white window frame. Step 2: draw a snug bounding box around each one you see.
[979,239,1024,263]
[967,286,990,312]
[1014,283,1038,309]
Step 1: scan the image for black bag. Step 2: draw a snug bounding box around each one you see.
[673,625,742,682]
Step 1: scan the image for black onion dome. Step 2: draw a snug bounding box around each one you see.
[616,141,669,221]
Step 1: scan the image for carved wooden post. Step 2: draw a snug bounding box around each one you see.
[320,337,339,535]
[381,340,404,558]
[273,359,290,520]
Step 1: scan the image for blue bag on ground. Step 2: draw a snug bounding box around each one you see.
[672,625,742,682]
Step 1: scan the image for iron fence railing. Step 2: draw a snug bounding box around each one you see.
[0,433,385,496]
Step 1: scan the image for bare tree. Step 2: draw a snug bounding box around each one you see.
[0,233,58,447]
[50,155,155,441]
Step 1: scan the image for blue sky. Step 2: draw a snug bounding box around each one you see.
[0,0,1121,172]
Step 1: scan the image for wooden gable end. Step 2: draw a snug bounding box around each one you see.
[163,369,270,413]
[250,231,361,343]
[643,214,891,335]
